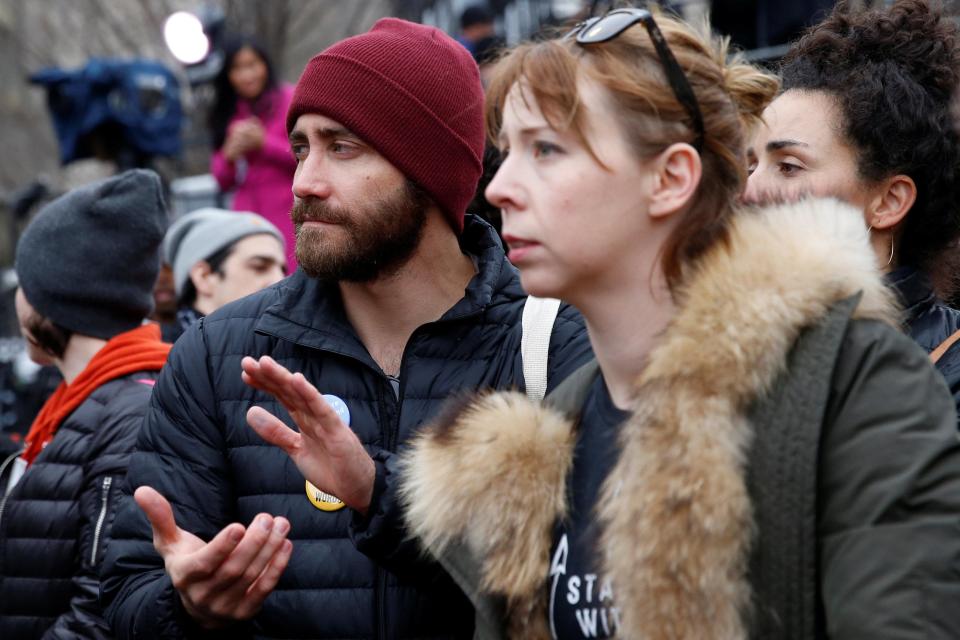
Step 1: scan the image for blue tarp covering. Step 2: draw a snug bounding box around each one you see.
[30,58,183,164]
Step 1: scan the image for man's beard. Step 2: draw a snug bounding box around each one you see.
[292,179,429,282]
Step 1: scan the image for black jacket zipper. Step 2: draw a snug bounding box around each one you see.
[0,449,24,530]
[374,327,424,639]
[376,375,400,640]
[90,476,113,566]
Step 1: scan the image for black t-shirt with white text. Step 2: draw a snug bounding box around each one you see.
[548,374,630,639]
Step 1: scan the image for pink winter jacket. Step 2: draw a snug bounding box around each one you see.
[211,83,297,270]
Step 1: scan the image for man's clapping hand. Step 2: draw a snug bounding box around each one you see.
[134,486,293,628]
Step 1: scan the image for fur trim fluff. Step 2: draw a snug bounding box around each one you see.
[600,199,898,639]
[399,391,573,635]
[401,199,898,639]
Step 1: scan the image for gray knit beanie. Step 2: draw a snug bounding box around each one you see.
[162,208,285,297]
[14,169,168,340]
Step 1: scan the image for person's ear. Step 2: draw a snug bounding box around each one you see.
[867,174,916,231]
[648,142,702,219]
[189,261,217,298]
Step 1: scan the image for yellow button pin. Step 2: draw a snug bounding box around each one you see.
[304,394,351,512]
[306,480,346,511]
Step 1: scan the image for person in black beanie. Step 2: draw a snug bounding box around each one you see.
[0,169,172,639]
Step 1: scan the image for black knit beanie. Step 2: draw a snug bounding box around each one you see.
[14,169,168,340]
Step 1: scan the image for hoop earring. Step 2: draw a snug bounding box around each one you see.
[868,224,895,268]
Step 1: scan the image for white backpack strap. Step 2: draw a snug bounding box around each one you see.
[521,295,562,402]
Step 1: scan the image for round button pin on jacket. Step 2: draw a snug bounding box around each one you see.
[305,394,350,511]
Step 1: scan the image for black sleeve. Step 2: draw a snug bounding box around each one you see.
[100,323,253,639]
[347,448,444,581]
[43,380,152,639]
[818,319,960,639]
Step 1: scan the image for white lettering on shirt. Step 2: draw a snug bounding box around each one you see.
[567,576,581,605]
[575,608,599,637]
[550,533,620,638]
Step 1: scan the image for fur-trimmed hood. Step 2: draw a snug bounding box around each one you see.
[400,199,899,639]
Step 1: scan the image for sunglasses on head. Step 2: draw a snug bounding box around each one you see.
[565,7,705,152]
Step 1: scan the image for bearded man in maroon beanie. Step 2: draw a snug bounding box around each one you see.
[101,18,590,638]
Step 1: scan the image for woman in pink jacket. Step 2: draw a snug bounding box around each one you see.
[210,37,297,271]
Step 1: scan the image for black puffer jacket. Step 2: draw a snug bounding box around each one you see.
[101,216,592,639]
[888,266,960,420]
[0,372,159,639]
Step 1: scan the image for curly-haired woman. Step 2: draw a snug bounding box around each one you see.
[745,0,960,417]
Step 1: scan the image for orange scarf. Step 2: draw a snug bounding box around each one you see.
[22,323,172,465]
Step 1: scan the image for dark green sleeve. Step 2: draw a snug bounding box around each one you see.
[819,319,960,639]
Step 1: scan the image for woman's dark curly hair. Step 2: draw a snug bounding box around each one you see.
[781,0,960,273]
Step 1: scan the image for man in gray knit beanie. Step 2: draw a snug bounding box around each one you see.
[159,207,286,342]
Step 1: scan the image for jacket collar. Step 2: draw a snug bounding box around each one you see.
[886,265,935,317]
[401,198,899,639]
[254,215,520,362]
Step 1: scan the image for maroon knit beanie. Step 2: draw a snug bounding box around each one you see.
[287,18,485,233]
